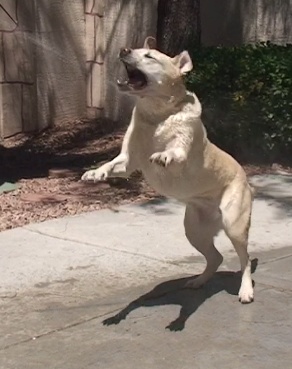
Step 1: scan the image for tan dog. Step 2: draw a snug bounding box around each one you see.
[82,37,254,303]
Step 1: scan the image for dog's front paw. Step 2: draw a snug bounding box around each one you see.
[81,165,110,182]
[149,151,175,167]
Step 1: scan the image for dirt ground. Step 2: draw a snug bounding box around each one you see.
[0,118,291,232]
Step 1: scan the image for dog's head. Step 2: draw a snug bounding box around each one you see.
[117,37,193,97]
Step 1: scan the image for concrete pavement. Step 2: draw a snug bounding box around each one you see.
[0,174,292,369]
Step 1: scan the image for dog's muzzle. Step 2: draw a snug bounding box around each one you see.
[117,49,147,91]
[119,48,131,59]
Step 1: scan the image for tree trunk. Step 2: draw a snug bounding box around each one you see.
[157,0,201,56]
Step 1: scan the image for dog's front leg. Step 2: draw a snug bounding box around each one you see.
[149,120,194,167]
[82,121,136,182]
[81,153,131,182]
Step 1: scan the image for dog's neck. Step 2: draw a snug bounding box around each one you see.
[135,84,188,124]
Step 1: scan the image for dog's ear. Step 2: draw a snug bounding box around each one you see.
[172,51,193,75]
[143,36,157,49]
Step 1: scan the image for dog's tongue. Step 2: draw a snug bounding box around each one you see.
[117,63,147,89]
[129,75,144,87]
[128,69,147,88]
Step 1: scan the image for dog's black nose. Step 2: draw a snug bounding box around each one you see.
[119,48,131,58]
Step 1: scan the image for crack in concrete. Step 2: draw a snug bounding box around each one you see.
[259,253,292,265]
[24,227,183,267]
[256,281,292,293]
[0,307,121,352]
[23,226,292,269]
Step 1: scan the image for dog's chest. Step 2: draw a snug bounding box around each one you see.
[134,121,188,198]
[136,120,175,156]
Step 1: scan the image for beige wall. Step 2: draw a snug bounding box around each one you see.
[86,0,157,123]
[201,0,292,46]
[0,0,86,138]
[34,0,86,131]
[0,0,157,138]
[1,0,290,138]
[104,0,157,123]
[0,0,37,137]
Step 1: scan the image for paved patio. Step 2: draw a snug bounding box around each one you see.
[1,174,291,369]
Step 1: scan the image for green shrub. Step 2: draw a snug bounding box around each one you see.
[186,43,292,162]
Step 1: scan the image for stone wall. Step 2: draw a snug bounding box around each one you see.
[0,0,86,138]
[201,0,292,46]
[2,0,289,138]
[34,0,86,132]
[0,0,157,138]
[86,0,157,123]
[85,0,105,120]
[0,0,37,137]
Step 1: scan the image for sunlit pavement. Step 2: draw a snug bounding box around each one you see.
[1,174,291,369]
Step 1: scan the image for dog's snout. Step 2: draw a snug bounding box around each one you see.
[119,48,131,58]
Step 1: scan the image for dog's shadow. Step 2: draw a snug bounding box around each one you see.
[103,259,258,332]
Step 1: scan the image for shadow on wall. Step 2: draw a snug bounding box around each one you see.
[258,0,292,44]
[0,0,37,137]
[0,0,158,179]
[34,0,86,130]
[201,0,245,46]
[3,0,157,135]
[201,0,292,46]
[101,0,157,123]
[1,0,88,137]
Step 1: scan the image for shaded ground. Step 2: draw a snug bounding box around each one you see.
[0,118,291,232]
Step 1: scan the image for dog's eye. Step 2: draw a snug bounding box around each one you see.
[145,53,156,60]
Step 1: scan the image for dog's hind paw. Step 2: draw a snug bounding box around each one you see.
[238,286,254,304]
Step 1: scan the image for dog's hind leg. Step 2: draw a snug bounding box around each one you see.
[183,204,223,289]
[220,182,254,303]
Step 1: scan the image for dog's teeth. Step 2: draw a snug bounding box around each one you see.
[117,79,128,86]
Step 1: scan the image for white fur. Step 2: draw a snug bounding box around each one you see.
[82,40,254,304]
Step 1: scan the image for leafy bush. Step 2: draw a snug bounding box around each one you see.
[186,43,292,162]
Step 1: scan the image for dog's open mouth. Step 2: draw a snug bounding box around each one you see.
[117,63,147,90]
